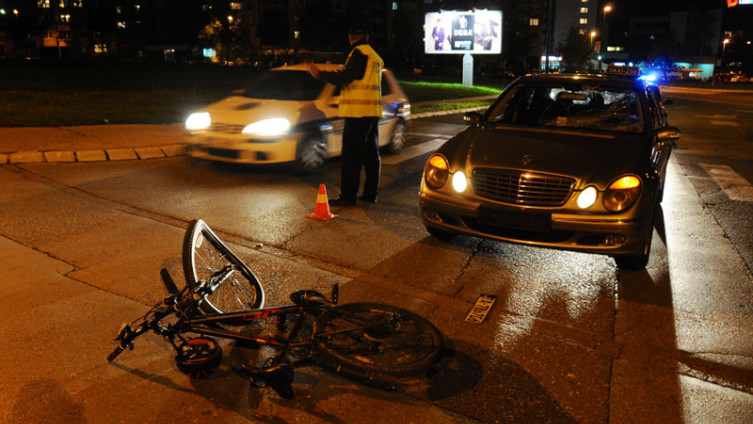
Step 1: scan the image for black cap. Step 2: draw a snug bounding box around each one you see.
[348,24,368,36]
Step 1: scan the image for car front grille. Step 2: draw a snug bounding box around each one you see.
[472,168,575,206]
[210,123,245,134]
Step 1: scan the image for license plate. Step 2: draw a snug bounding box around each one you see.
[477,206,551,233]
[207,147,241,159]
[465,294,497,324]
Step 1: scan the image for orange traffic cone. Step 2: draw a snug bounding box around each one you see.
[307,184,337,221]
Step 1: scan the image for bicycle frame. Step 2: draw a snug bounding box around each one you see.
[170,304,323,351]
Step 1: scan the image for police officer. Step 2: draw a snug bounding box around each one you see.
[306,24,383,206]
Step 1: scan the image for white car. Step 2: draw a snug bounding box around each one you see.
[185,63,410,174]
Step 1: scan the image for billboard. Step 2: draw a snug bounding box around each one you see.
[424,10,502,54]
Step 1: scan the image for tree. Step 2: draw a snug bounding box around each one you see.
[198,17,259,64]
[556,24,592,72]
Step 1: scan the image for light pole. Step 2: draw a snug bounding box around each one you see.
[722,38,730,74]
[602,5,612,53]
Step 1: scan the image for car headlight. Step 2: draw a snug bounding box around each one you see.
[452,171,468,192]
[603,175,642,211]
[242,118,291,137]
[424,154,449,189]
[185,112,211,131]
[577,186,598,209]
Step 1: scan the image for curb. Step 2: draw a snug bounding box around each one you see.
[411,105,488,119]
[1,144,188,165]
[0,106,489,166]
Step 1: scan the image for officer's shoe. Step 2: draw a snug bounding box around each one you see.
[329,196,357,206]
[358,194,378,203]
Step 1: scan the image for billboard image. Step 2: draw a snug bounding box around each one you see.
[424,10,502,55]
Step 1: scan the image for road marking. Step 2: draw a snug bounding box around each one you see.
[408,132,454,139]
[710,120,740,127]
[695,113,740,127]
[382,138,447,165]
[700,163,753,202]
[695,113,738,120]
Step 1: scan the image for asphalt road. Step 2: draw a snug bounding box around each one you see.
[0,92,752,423]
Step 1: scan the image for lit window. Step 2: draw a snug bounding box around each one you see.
[529,18,539,26]
[116,6,122,14]
[38,0,51,8]
[59,14,70,22]
[71,0,82,7]
[580,18,588,25]
[135,4,141,11]
[117,21,126,29]
[59,0,66,8]
[393,1,398,10]
[581,7,588,13]
[230,2,242,10]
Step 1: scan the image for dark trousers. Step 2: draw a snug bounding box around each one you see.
[340,117,380,200]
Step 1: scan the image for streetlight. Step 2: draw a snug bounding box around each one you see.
[602,4,613,51]
[722,38,730,68]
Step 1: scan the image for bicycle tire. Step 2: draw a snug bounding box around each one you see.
[182,219,264,314]
[313,303,444,377]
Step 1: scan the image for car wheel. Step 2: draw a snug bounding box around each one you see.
[294,135,327,174]
[614,218,654,270]
[656,179,666,204]
[384,119,406,154]
[426,225,455,242]
[614,247,650,270]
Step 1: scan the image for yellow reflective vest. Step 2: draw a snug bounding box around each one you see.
[339,44,384,118]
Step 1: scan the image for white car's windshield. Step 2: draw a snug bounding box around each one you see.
[488,84,644,134]
[240,70,325,101]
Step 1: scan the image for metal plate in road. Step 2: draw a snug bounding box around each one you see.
[464,294,497,324]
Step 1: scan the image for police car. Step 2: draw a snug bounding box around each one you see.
[184,63,410,174]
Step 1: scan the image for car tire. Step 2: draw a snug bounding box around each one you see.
[656,179,666,204]
[294,134,327,175]
[384,119,407,154]
[425,225,455,242]
[614,248,650,270]
[614,215,654,270]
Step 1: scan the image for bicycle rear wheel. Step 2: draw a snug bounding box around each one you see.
[182,219,264,314]
[313,303,444,377]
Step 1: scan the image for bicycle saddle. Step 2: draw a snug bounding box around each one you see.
[290,290,329,307]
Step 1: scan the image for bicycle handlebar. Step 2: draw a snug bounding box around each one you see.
[107,343,126,362]
[106,301,175,363]
[108,265,236,363]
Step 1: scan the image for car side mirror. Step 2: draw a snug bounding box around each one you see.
[464,111,482,124]
[657,126,681,142]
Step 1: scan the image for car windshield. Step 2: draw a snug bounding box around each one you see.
[487,83,644,133]
[239,70,326,101]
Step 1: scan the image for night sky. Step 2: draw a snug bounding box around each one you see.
[606,0,733,32]
[610,0,729,21]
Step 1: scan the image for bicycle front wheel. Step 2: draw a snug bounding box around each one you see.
[313,303,444,377]
[182,219,265,314]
